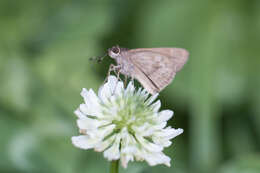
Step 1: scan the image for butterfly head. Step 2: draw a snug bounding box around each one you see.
[108,45,121,59]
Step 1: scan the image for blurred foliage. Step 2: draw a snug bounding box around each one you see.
[0,0,260,173]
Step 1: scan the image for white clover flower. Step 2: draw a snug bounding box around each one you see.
[71,75,183,168]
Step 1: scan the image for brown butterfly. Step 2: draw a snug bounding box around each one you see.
[107,45,189,95]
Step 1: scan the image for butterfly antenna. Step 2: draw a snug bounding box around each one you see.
[89,53,107,63]
[97,53,107,63]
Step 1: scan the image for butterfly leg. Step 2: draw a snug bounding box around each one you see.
[124,75,128,88]
[130,76,134,86]
[104,64,117,84]
[116,69,121,81]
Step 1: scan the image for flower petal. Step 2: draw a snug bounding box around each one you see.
[72,135,96,149]
[145,93,159,105]
[114,81,124,96]
[87,124,116,139]
[107,75,118,93]
[153,127,183,140]
[94,134,116,152]
[121,154,134,168]
[81,88,101,112]
[104,134,121,160]
[151,100,161,112]
[98,83,111,104]
[132,123,155,137]
[79,102,104,118]
[74,109,87,119]
[158,110,173,122]
[76,118,100,130]
[153,122,167,130]
[145,152,171,167]
[125,81,135,95]
[135,134,163,152]
[120,128,135,168]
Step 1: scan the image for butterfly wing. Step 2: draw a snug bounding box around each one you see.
[128,48,189,71]
[127,48,188,93]
[130,66,161,95]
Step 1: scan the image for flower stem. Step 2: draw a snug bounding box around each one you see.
[110,160,119,173]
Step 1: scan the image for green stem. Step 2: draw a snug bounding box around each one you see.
[110,160,119,173]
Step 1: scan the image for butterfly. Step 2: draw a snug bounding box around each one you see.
[106,45,189,95]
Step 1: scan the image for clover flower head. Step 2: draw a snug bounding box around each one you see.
[72,75,183,168]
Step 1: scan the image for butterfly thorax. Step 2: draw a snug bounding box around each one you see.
[115,53,134,77]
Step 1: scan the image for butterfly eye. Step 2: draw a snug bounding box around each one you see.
[111,47,120,54]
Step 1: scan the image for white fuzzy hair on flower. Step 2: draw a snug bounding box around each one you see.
[71,75,183,168]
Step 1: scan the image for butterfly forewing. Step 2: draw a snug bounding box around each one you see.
[128,48,189,71]
[127,48,188,93]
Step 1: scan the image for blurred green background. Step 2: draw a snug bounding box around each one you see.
[0,0,260,173]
